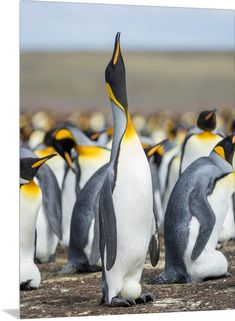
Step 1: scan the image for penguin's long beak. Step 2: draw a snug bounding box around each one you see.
[51,128,77,172]
[31,153,57,168]
[145,139,168,158]
[105,32,128,114]
[205,109,217,120]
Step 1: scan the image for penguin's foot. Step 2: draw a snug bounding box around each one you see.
[59,262,77,274]
[110,296,136,307]
[59,261,102,274]
[135,293,155,304]
[20,280,36,291]
[224,272,232,278]
[149,274,167,284]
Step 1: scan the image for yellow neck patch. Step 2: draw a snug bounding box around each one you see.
[123,112,138,141]
[35,146,57,158]
[106,83,125,112]
[20,180,41,197]
[76,145,108,158]
[197,131,217,140]
[214,146,225,160]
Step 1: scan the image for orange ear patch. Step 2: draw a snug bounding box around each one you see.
[214,146,225,159]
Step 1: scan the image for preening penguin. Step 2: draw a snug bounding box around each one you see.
[180,109,223,173]
[151,135,235,284]
[20,149,56,290]
[51,124,110,248]
[99,33,159,307]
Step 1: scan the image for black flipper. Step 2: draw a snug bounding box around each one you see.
[189,188,216,261]
[149,201,160,267]
[36,163,62,240]
[99,169,117,271]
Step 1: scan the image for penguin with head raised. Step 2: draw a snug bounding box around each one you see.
[99,33,159,307]
[180,109,223,173]
[20,148,56,289]
[151,135,235,284]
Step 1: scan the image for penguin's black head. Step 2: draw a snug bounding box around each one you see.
[51,128,76,170]
[197,109,216,131]
[20,154,56,181]
[231,120,235,134]
[213,134,235,165]
[105,32,128,113]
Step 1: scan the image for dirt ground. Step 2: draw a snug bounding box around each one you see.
[20,237,235,319]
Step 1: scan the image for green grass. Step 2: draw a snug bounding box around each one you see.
[20,51,234,115]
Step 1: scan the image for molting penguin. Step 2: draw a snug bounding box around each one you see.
[151,135,235,284]
[20,149,56,289]
[51,124,110,248]
[99,33,159,307]
[180,109,223,173]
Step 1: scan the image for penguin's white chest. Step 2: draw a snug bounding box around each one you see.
[207,172,235,247]
[112,139,154,261]
[20,181,42,259]
[181,135,222,172]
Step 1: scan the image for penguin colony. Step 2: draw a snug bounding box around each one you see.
[20,33,235,308]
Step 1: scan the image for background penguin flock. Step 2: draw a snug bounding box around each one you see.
[20,33,235,309]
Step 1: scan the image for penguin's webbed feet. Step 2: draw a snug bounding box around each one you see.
[135,293,154,304]
[110,296,136,307]
[20,280,36,291]
[149,274,167,285]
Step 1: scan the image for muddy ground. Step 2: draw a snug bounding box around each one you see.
[20,238,235,319]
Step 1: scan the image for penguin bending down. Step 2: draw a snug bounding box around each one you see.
[51,124,110,248]
[151,135,235,284]
[20,149,56,289]
[99,33,159,307]
[180,109,223,174]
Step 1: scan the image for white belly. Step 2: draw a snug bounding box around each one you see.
[219,197,235,242]
[35,205,59,263]
[20,184,42,288]
[112,139,154,269]
[181,135,222,173]
[60,168,77,247]
[46,156,65,189]
[207,173,235,247]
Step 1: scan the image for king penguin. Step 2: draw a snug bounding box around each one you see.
[151,135,235,284]
[51,124,110,248]
[99,33,159,307]
[180,109,223,173]
[20,148,56,289]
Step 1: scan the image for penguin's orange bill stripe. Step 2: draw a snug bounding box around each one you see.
[31,157,51,168]
[214,146,225,159]
[106,83,125,112]
[64,151,74,168]
[205,111,214,120]
[232,136,235,144]
[147,145,164,157]
[113,42,120,65]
